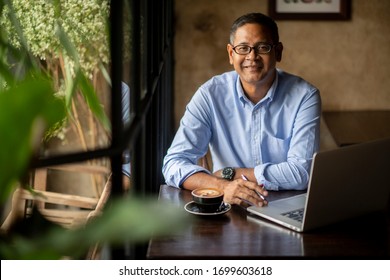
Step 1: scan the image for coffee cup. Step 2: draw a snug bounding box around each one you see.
[191,187,224,213]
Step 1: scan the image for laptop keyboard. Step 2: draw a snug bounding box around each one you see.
[282,208,304,222]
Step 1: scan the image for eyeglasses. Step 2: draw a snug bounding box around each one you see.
[231,43,275,55]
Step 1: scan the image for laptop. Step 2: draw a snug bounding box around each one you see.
[247,137,390,232]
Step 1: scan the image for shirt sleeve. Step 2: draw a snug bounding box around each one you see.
[254,87,321,191]
[162,89,212,188]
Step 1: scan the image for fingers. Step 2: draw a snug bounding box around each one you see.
[238,198,266,208]
[239,192,268,207]
[238,196,267,207]
[223,179,268,207]
[239,179,268,204]
[241,178,267,197]
[227,195,263,208]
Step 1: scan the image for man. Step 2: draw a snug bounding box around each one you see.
[163,13,321,207]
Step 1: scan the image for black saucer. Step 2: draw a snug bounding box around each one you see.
[184,201,231,216]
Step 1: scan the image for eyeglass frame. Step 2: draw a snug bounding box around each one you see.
[230,43,277,55]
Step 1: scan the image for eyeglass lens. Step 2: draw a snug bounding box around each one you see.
[233,44,272,55]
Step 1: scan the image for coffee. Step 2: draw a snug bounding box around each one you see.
[192,188,224,213]
[192,188,223,198]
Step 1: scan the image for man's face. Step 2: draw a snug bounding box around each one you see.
[227,23,282,88]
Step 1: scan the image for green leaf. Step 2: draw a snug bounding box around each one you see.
[55,22,111,133]
[0,75,66,203]
[0,197,191,259]
[78,73,111,132]
[55,23,80,66]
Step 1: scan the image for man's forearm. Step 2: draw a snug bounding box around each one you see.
[212,167,256,182]
[182,172,226,191]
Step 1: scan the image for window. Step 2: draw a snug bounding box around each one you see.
[33,0,174,258]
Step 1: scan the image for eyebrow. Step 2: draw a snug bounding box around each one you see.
[234,41,271,46]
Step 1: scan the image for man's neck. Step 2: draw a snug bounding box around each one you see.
[242,70,276,104]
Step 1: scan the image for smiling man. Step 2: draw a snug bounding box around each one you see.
[162,13,321,207]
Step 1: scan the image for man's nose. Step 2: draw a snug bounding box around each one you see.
[246,48,260,59]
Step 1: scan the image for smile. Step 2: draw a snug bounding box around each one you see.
[244,65,262,70]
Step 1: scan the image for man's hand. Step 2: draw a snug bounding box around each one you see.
[222,178,268,207]
[183,170,268,207]
[212,167,268,207]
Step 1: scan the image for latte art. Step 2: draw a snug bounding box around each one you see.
[192,188,224,213]
[193,188,222,198]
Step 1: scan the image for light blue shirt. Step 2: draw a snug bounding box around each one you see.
[162,69,321,190]
[122,82,131,177]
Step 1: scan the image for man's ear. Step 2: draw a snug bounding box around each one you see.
[227,44,234,65]
[275,42,283,62]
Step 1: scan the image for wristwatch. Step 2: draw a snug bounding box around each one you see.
[221,167,235,181]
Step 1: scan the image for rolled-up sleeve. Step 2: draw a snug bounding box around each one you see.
[162,89,212,188]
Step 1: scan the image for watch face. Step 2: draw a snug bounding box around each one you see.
[222,167,234,180]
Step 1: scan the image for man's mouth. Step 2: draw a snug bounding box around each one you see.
[243,64,262,70]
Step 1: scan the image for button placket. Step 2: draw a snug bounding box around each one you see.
[251,106,262,167]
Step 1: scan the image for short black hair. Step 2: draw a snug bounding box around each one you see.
[230,13,279,44]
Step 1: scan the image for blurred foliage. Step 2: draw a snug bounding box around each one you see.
[0,0,67,202]
[0,0,190,259]
[0,74,65,203]
[0,70,189,259]
[0,197,189,259]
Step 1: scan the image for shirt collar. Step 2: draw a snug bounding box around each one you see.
[237,69,279,107]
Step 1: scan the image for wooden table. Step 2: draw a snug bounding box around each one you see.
[323,110,390,146]
[147,185,390,259]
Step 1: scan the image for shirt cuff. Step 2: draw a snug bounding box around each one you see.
[254,164,279,191]
[178,166,212,187]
